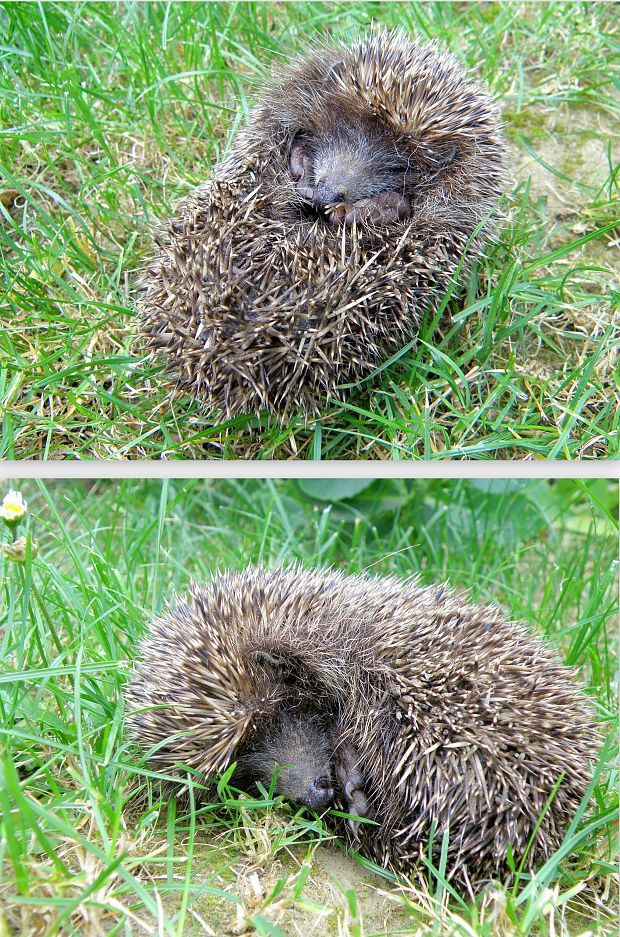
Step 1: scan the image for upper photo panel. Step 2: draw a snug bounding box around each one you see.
[2,1,618,460]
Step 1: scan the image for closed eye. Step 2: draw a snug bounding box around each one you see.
[388,163,407,172]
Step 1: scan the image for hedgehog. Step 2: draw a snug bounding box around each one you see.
[138,30,508,418]
[125,565,599,891]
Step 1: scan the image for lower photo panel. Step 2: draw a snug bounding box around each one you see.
[0,477,617,936]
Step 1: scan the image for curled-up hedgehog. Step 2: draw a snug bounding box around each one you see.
[126,566,599,891]
[139,31,508,418]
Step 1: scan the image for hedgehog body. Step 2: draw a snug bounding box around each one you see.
[139,31,507,418]
[126,566,598,890]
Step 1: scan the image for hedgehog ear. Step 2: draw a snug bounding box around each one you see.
[290,135,313,182]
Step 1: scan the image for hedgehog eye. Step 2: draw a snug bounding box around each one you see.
[428,145,458,169]
[250,649,290,671]
[383,164,408,180]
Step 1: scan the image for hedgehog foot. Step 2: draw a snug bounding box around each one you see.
[329,192,411,226]
[335,742,372,838]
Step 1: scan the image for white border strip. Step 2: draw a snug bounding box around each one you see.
[1,461,618,480]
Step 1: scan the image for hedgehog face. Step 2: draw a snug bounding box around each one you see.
[290,124,413,225]
[235,711,335,810]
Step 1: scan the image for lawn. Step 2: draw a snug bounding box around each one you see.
[1,1,619,460]
[0,477,617,935]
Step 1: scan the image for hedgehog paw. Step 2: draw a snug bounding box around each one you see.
[347,786,370,817]
[341,192,411,226]
[335,742,372,833]
[345,788,372,841]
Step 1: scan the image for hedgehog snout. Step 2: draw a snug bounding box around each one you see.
[290,136,370,211]
[276,764,335,809]
[304,773,335,809]
[312,181,346,209]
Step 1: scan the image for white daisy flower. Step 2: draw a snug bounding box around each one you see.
[0,490,28,527]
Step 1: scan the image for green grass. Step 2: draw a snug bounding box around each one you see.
[0,1,618,460]
[0,477,617,935]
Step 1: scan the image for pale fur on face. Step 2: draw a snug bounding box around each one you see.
[292,124,411,208]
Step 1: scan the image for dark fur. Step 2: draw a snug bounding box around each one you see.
[235,710,335,809]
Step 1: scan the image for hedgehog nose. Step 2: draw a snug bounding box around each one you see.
[313,181,345,208]
[306,774,334,809]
